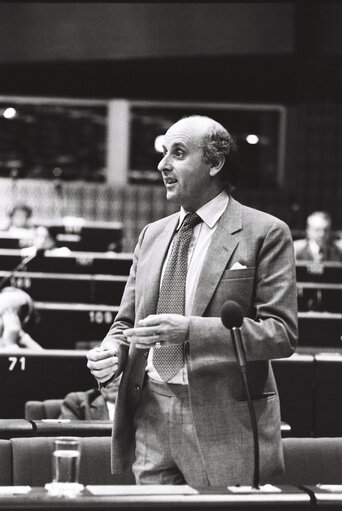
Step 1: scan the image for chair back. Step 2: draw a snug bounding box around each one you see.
[0,440,12,485]
[25,399,63,420]
[268,437,342,485]
[11,436,134,486]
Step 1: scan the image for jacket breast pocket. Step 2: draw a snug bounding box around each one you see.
[210,267,255,315]
[221,267,255,280]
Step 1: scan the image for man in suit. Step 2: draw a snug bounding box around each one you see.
[294,211,342,262]
[58,376,121,420]
[87,115,298,486]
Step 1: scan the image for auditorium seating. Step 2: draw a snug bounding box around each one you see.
[0,419,112,438]
[0,436,341,487]
[0,350,94,419]
[0,248,133,275]
[0,220,123,252]
[0,270,127,304]
[27,302,119,349]
[11,436,134,486]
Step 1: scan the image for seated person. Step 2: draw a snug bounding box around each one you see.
[0,287,43,350]
[21,226,71,257]
[58,375,121,420]
[294,211,342,262]
[2,203,34,238]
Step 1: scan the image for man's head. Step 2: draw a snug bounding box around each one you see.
[157,116,236,211]
[306,211,332,248]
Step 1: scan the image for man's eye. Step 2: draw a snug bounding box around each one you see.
[175,150,184,158]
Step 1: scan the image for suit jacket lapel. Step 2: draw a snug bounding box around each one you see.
[191,197,242,316]
[143,214,179,318]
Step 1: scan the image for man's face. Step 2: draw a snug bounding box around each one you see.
[157,119,214,211]
[11,209,30,228]
[307,216,331,247]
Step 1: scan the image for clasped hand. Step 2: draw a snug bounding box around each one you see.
[124,314,189,349]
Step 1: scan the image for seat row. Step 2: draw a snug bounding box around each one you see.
[23,302,340,350]
[0,436,342,487]
[0,349,342,437]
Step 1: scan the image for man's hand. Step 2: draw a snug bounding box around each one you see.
[1,310,21,347]
[87,346,119,383]
[124,314,189,349]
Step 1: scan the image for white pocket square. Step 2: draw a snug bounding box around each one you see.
[230,262,247,270]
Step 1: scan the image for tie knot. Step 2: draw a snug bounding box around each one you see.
[181,212,201,231]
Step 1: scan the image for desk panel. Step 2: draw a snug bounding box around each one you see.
[27,303,119,349]
[298,313,342,348]
[314,354,342,437]
[272,354,315,437]
[0,271,127,305]
[0,351,94,419]
[0,249,132,275]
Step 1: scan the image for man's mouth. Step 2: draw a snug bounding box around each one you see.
[164,177,177,186]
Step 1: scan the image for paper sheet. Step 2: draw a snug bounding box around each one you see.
[228,484,282,493]
[0,486,31,495]
[86,485,199,495]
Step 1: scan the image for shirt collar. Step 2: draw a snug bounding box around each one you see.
[177,190,229,230]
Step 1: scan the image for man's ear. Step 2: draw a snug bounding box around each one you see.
[209,155,225,177]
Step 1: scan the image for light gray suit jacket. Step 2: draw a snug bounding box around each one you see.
[102,197,298,485]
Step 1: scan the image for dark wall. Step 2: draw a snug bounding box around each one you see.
[0,3,294,62]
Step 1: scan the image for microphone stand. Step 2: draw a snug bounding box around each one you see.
[0,249,42,291]
[231,326,260,490]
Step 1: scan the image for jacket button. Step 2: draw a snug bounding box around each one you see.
[134,384,141,392]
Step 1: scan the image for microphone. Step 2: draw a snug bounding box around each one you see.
[221,300,260,489]
[221,300,246,370]
[0,247,45,291]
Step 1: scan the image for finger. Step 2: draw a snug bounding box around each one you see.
[87,356,118,372]
[137,315,164,327]
[125,327,159,338]
[87,347,116,361]
[92,368,117,382]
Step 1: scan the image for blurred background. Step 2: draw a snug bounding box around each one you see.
[0,2,340,251]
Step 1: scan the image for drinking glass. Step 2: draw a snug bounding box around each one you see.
[45,436,83,497]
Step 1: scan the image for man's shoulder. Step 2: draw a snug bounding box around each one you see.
[236,199,290,233]
[64,388,100,404]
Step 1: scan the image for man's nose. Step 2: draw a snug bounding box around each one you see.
[157,154,172,173]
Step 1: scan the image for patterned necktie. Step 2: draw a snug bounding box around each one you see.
[153,212,202,382]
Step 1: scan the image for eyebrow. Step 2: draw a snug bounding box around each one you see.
[162,142,187,152]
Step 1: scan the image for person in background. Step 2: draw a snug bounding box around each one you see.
[20,225,72,258]
[32,225,71,255]
[293,211,342,262]
[0,287,43,350]
[87,115,298,487]
[4,203,34,236]
[58,375,121,420]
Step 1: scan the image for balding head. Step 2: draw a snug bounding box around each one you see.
[166,115,236,192]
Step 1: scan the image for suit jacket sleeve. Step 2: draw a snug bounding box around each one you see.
[100,225,149,375]
[188,220,298,372]
[58,392,84,420]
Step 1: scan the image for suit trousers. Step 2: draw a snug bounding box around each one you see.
[132,377,210,486]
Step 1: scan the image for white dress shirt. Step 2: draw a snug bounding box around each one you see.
[146,190,229,384]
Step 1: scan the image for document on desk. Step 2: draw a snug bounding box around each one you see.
[0,486,31,494]
[86,485,199,495]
